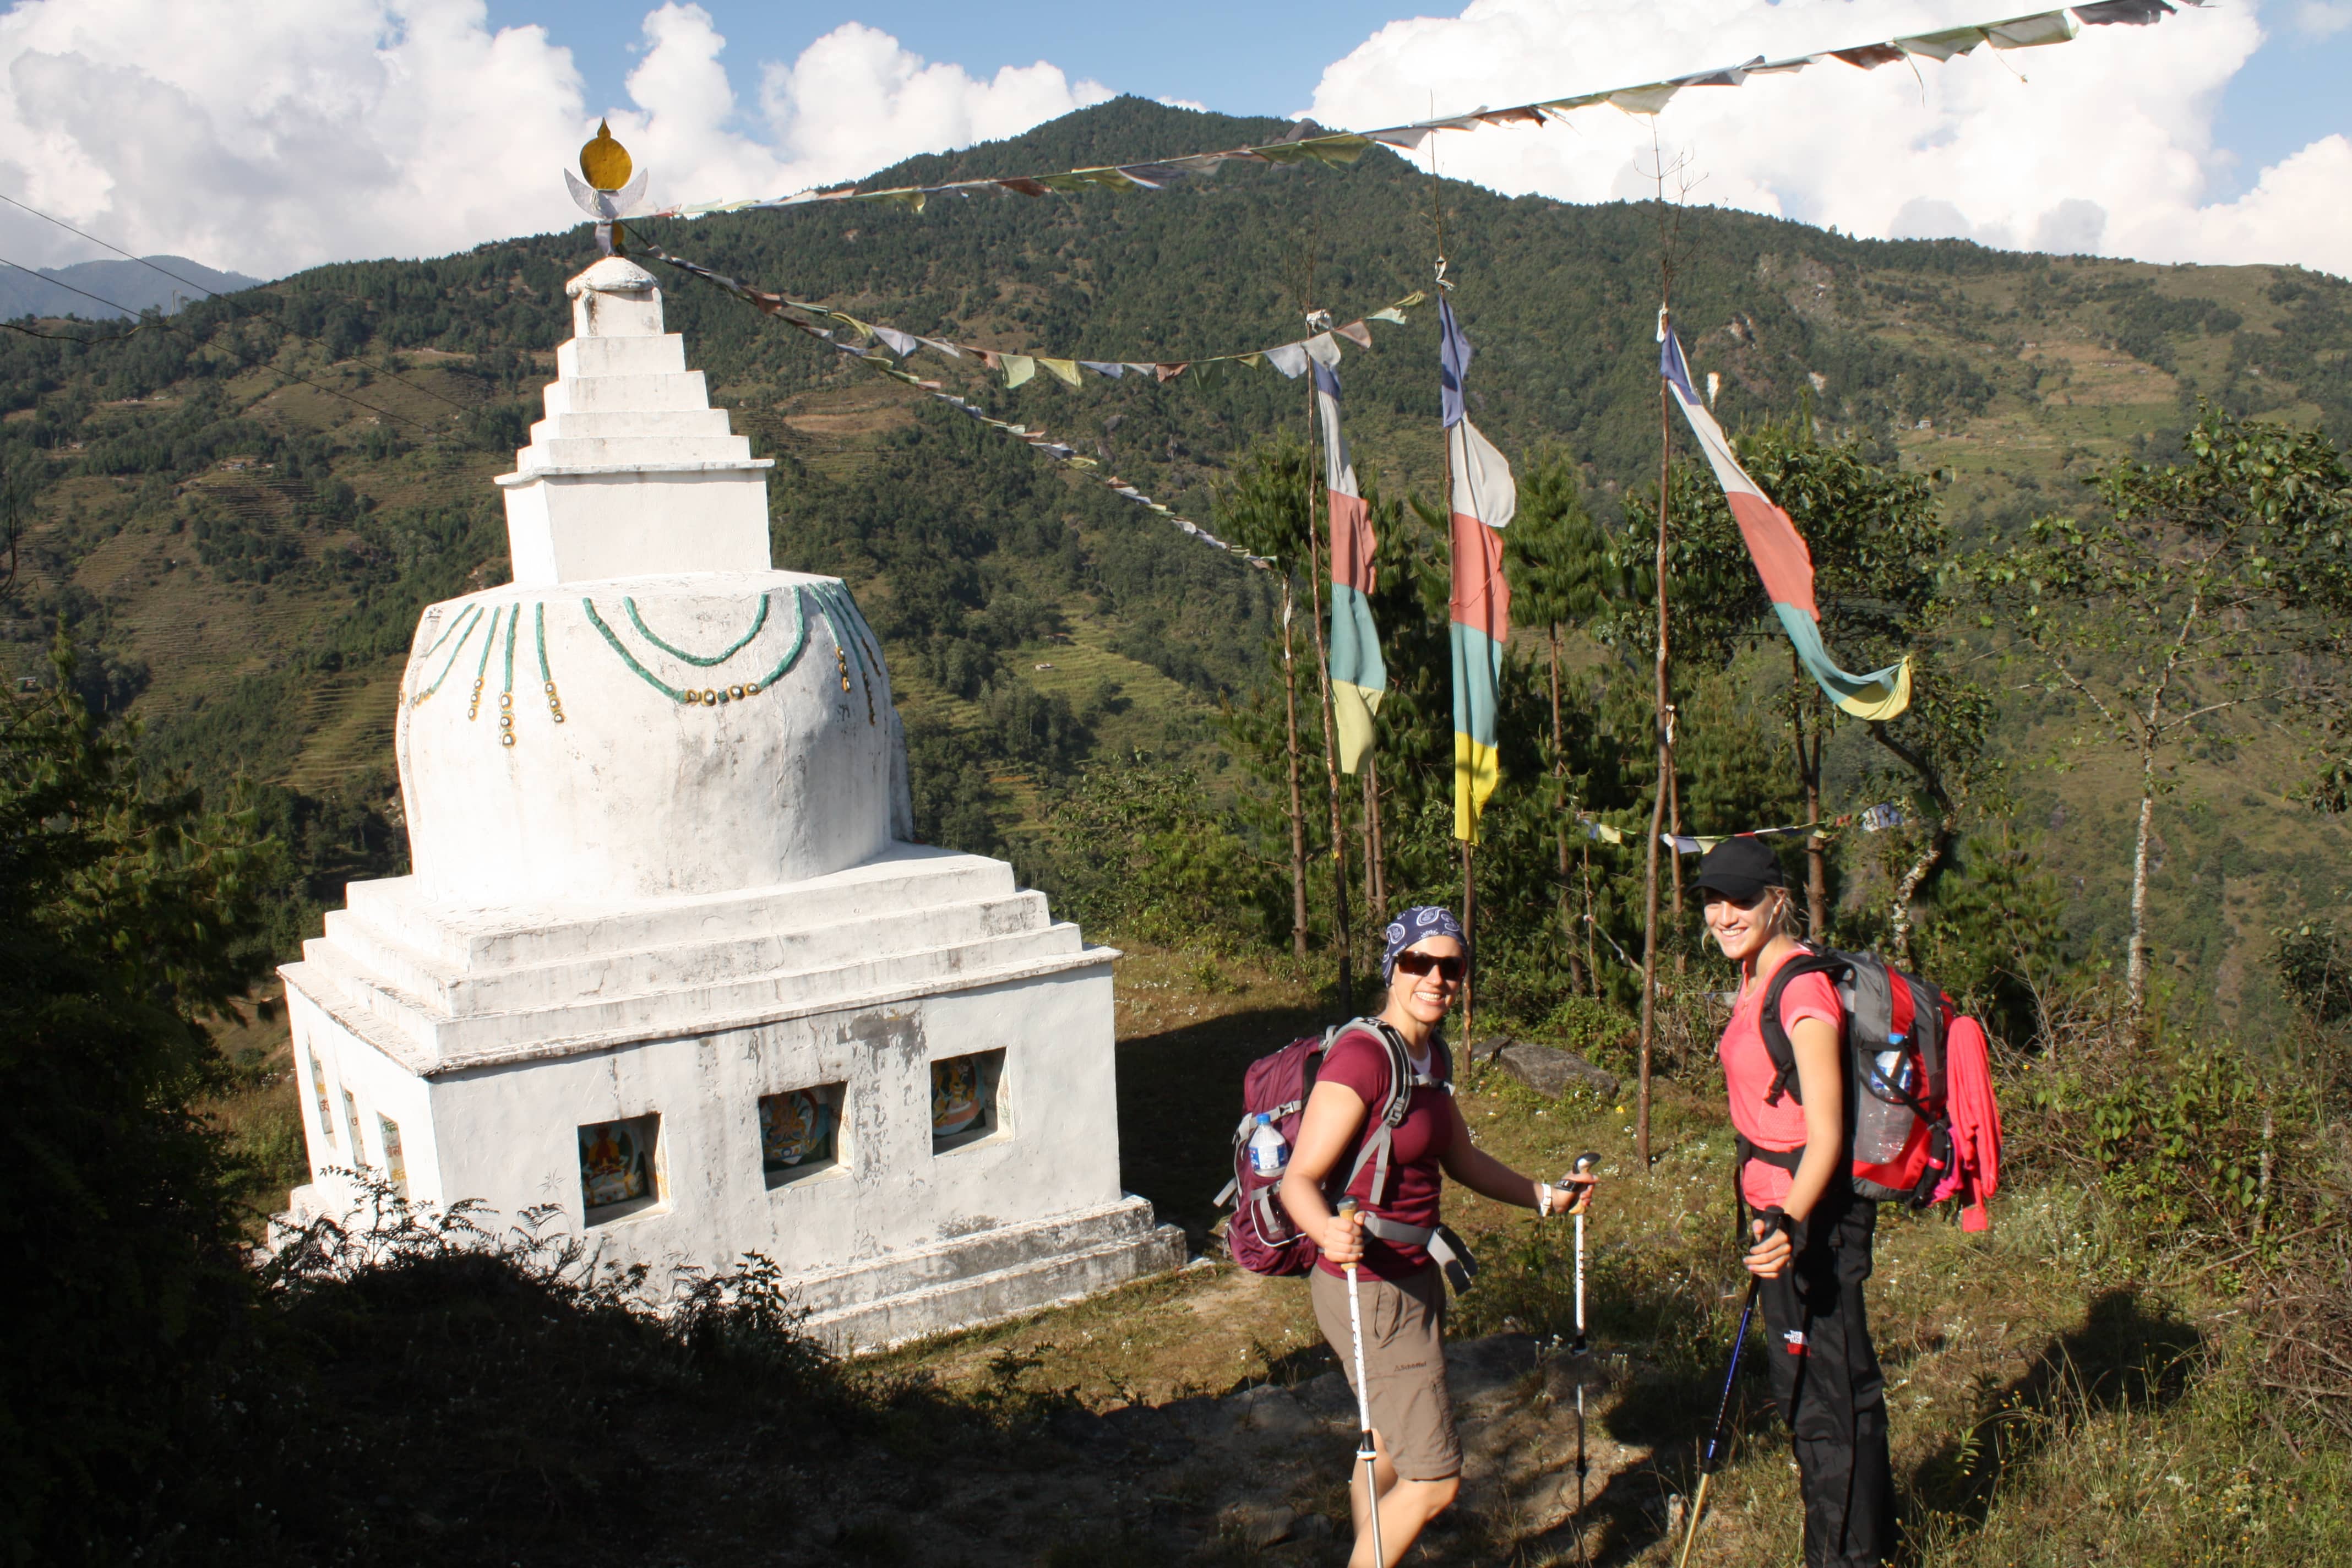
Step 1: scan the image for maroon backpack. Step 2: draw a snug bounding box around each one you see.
[1214,1017,1438,1277]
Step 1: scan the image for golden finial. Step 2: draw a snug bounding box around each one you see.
[564,120,649,258]
[579,120,633,192]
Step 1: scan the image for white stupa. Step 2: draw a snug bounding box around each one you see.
[279,253,1183,1348]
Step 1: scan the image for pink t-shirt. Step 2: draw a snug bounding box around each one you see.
[1719,952,1842,1210]
[1315,1027,1455,1282]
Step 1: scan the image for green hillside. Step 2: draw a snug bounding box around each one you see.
[2,96,2347,1025]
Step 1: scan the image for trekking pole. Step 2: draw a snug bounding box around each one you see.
[1566,1151,1600,1566]
[1335,1196,1387,1568]
[1674,1276,1760,1568]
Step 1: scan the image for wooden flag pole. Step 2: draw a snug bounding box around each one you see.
[1637,363,1671,1175]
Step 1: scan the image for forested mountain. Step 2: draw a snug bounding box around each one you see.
[2,96,2346,1031]
[0,253,260,320]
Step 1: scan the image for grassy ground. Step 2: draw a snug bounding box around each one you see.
[193,940,2345,1566]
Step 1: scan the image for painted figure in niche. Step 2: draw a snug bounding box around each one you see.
[932,1058,984,1137]
[309,1050,335,1145]
[580,1121,649,1209]
[761,1088,834,1170]
[378,1117,409,1200]
[342,1090,368,1165]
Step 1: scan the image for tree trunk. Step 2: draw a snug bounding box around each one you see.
[1888,815,1954,969]
[2127,741,2156,1025]
[1281,579,1308,960]
[1550,625,1579,989]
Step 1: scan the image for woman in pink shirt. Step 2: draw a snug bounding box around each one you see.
[1694,835,1893,1567]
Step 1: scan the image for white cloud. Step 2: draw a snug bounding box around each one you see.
[0,0,1107,279]
[757,22,1110,182]
[1305,0,2352,277]
[2290,1,2352,38]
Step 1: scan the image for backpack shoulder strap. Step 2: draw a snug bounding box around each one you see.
[1328,1017,1425,1208]
[1757,948,1851,1107]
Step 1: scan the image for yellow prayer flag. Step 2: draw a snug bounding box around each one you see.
[1003,355,1037,388]
[1040,358,1080,386]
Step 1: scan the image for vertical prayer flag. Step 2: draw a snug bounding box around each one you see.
[1659,323,1911,720]
[1440,298,1516,843]
[1316,361,1384,773]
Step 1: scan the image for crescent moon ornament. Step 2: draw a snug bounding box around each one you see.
[565,123,649,257]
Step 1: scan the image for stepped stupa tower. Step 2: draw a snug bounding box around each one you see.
[278,134,1181,1348]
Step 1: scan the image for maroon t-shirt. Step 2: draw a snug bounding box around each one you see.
[1313,1026,1456,1282]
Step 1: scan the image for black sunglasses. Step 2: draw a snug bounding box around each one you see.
[1394,950,1466,982]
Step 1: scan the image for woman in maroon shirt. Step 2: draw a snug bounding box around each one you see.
[1280,906,1591,1568]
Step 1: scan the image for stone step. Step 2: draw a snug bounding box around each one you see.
[557,334,687,379]
[519,434,754,469]
[530,407,734,442]
[319,888,1057,1016]
[293,918,1091,1066]
[790,1197,1188,1352]
[542,371,711,415]
[341,848,1019,969]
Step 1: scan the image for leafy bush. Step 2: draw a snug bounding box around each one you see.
[0,645,277,1557]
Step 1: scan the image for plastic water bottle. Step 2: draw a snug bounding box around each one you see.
[1248,1113,1289,1178]
[1853,1035,1918,1164]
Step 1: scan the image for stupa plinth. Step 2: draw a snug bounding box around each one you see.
[279,219,1182,1348]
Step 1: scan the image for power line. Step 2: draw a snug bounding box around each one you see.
[0,188,480,416]
[0,251,439,432]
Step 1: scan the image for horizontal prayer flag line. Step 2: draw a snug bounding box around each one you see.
[647,247,1274,573]
[637,238,1420,393]
[639,3,2199,222]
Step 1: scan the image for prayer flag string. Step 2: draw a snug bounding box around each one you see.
[650,246,1277,571]
[620,2,2196,224]
[638,240,1418,390]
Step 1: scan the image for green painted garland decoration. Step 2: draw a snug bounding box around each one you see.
[808,583,877,726]
[536,603,566,725]
[581,586,813,706]
[625,592,770,667]
[409,606,484,707]
[467,605,502,722]
[498,605,519,746]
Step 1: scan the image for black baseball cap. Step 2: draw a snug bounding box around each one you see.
[1691,835,1786,903]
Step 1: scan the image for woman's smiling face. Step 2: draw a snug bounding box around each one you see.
[1386,935,1466,1026]
[1703,888,1781,965]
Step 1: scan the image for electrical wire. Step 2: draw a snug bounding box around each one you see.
[1,318,146,344]
[0,251,439,433]
[0,189,479,416]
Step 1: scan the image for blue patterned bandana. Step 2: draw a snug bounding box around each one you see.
[1382,905,1467,983]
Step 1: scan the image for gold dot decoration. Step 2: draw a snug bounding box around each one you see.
[579,119,633,190]
[836,647,851,692]
[467,677,484,722]
[545,679,566,724]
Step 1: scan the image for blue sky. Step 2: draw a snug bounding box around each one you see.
[493,0,2347,202]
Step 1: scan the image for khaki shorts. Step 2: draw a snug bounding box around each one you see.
[1309,1264,1462,1481]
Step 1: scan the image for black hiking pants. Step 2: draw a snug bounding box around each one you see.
[1758,1187,1895,1568]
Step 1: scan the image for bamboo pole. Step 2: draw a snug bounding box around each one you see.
[1637,349,1673,1173]
[1305,363,1353,1008]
